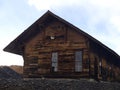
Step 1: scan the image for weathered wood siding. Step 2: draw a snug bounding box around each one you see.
[23,20,120,80]
[89,51,120,81]
[23,21,89,78]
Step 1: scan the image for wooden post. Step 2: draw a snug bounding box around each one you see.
[86,40,91,78]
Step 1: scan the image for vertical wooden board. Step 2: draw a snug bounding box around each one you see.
[89,53,95,68]
[102,58,107,68]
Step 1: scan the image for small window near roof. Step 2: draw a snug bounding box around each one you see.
[75,51,82,72]
[50,36,55,40]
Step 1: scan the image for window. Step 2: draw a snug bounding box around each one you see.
[51,52,58,72]
[75,51,82,72]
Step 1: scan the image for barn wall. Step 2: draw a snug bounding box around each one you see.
[89,50,120,81]
[23,21,90,78]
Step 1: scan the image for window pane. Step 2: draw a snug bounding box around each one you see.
[52,52,58,72]
[52,63,57,67]
[52,52,58,63]
[75,51,82,72]
[75,51,82,61]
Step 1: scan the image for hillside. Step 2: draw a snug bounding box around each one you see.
[0,66,22,79]
[9,65,23,75]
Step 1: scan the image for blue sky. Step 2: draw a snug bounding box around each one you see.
[1,0,120,66]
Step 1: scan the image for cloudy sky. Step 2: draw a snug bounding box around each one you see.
[1,0,120,66]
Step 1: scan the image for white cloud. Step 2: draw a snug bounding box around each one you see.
[28,0,51,10]
[81,0,120,55]
[28,0,83,10]
[110,16,120,33]
[90,0,120,8]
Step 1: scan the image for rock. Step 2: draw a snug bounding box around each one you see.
[0,79,119,90]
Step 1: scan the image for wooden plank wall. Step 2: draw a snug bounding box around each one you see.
[23,21,90,78]
[89,51,120,81]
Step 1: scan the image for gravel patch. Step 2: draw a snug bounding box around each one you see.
[0,79,119,90]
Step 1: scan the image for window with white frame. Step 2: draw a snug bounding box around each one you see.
[51,52,58,72]
[75,51,82,72]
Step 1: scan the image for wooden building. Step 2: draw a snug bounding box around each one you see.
[4,11,120,81]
